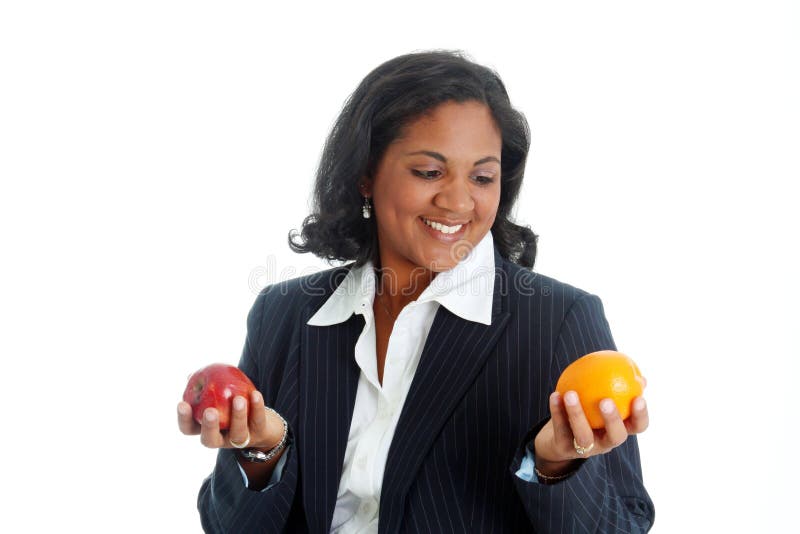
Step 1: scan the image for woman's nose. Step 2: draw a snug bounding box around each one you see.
[434,176,475,214]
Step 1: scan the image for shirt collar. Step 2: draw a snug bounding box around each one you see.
[307,231,496,327]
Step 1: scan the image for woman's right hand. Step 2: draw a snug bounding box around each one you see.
[177,390,285,451]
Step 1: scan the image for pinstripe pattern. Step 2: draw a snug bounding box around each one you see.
[198,247,655,533]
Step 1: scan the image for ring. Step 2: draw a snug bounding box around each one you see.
[229,433,251,449]
[573,437,595,455]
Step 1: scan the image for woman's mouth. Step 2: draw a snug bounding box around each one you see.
[419,216,469,242]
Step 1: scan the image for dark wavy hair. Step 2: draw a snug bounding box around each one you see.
[288,50,538,269]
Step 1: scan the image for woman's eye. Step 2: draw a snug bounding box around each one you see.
[412,169,442,179]
[412,169,495,184]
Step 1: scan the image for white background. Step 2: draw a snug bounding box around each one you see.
[1,1,797,532]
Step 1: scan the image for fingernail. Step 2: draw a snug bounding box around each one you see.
[234,396,245,411]
[634,397,646,411]
[178,404,189,416]
[564,391,578,406]
[251,391,261,404]
[205,409,217,422]
[550,392,561,406]
[600,399,615,414]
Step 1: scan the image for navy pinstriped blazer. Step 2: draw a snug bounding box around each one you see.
[198,247,655,533]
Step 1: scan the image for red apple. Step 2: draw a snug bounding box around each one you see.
[183,363,256,430]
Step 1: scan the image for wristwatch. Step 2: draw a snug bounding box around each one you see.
[239,407,290,463]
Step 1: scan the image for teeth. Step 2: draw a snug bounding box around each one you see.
[423,218,464,234]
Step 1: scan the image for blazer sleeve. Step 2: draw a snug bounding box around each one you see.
[510,293,656,533]
[197,287,300,533]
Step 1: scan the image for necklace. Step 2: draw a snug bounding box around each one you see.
[376,289,396,321]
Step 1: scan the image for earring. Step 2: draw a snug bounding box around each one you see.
[362,196,372,219]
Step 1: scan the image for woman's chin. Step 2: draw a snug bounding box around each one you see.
[422,253,461,273]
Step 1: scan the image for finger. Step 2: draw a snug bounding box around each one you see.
[200,408,225,448]
[249,391,268,438]
[177,402,200,435]
[624,396,649,434]
[548,392,573,444]
[598,398,628,449]
[563,391,595,456]
[227,396,250,447]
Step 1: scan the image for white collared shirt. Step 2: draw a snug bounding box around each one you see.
[307,231,496,533]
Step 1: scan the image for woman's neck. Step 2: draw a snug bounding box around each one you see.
[375,257,436,316]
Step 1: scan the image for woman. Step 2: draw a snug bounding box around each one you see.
[178,50,654,533]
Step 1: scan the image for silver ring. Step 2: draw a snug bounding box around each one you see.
[229,433,251,449]
[573,437,595,455]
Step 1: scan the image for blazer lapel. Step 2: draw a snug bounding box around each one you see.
[299,302,363,534]
[379,250,511,532]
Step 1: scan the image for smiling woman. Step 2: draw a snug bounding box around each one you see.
[365,101,502,274]
[287,50,536,272]
[179,50,654,533]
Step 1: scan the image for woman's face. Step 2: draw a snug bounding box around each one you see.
[364,100,502,274]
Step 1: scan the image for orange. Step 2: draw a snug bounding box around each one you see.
[555,350,645,429]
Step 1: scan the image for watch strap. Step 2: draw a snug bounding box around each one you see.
[239,407,290,463]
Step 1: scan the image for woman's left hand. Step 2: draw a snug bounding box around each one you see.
[533,390,650,477]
